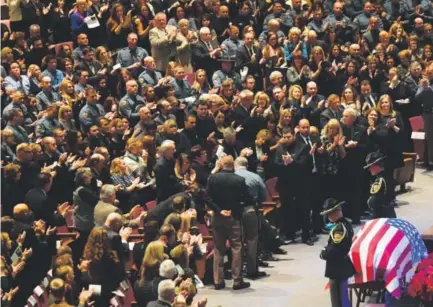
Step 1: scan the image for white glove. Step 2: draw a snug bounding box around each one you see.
[240,66,249,81]
[184,96,196,104]
[395,98,410,104]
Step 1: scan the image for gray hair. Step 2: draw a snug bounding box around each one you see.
[178,18,189,27]
[410,61,422,73]
[269,71,282,81]
[159,259,176,279]
[158,280,176,302]
[239,89,254,100]
[234,157,248,168]
[343,107,357,119]
[306,81,317,89]
[74,167,92,183]
[199,27,210,35]
[160,140,175,153]
[100,184,116,201]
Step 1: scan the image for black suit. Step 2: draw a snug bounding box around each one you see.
[293,133,322,237]
[24,188,66,226]
[341,124,368,222]
[145,192,191,226]
[191,40,220,82]
[235,44,263,83]
[147,299,172,307]
[320,107,344,129]
[302,94,326,128]
[103,225,129,263]
[232,104,254,145]
[154,157,183,202]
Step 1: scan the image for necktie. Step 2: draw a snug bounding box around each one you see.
[206,42,213,52]
[305,136,317,173]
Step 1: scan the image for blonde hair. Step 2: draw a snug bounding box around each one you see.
[58,105,72,120]
[288,85,303,100]
[278,109,293,128]
[139,241,167,285]
[110,157,129,175]
[288,27,302,41]
[253,91,270,108]
[377,94,396,116]
[321,119,343,137]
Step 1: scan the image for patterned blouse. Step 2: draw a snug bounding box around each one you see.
[320,135,342,176]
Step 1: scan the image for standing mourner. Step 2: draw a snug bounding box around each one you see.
[320,198,355,307]
[206,155,253,290]
[364,151,397,218]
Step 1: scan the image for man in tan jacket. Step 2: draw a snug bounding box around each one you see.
[149,13,184,72]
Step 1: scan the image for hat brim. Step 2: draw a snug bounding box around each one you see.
[217,58,236,62]
[364,156,386,169]
[320,201,345,216]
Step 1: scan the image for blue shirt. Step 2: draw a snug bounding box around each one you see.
[4,75,31,95]
[235,167,268,204]
[42,69,64,91]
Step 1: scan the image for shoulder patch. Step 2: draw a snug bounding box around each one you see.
[121,100,128,107]
[370,178,383,194]
[81,112,88,119]
[330,223,347,244]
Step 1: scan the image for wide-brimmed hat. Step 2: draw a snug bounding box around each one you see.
[217,57,236,62]
[320,198,346,216]
[364,151,386,169]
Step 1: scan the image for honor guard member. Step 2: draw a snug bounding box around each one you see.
[138,57,163,86]
[116,33,149,76]
[120,80,145,126]
[36,76,60,110]
[79,88,105,132]
[212,57,242,90]
[35,104,62,138]
[364,151,397,218]
[320,198,355,307]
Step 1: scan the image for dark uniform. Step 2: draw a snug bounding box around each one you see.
[365,151,397,218]
[320,199,355,307]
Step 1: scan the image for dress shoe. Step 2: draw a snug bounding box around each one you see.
[258,259,269,267]
[214,282,226,290]
[279,237,296,245]
[302,239,314,246]
[273,247,287,255]
[261,254,279,261]
[233,281,251,290]
[245,271,268,280]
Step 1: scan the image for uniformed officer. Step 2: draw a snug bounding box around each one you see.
[364,151,397,218]
[212,58,242,90]
[320,198,355,307]
[35,104,62,138]
[116,33,149,75]
[120,80,145,126]
[169,65,193,101]
[4,62,31,96]
[79,88,105,132]
[36,76,60,110]
[138,56,163,86]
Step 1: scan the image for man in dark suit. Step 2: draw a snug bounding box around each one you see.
[293,119,322,245]
[303,81,326,128]
[147,280,176,307]
[75,47,105,86]
[206,155,252,290]
[235,32,263,90]
[232,89,254,145]
[320,94,344,129]
[154,140,183,202]
[146,193,187,226]
[305,30,327,58]
[360,80,378,114]
[191,27,221,82]
[178,114,200,154]
[103,212,131,263]
[24,172,67,226]
[341,108,368,224]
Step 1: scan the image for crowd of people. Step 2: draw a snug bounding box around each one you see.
[1,0,433,305]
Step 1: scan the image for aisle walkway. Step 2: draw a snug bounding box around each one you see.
[200,168,433,307]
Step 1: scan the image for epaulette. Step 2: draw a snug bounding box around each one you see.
[330,223,347,244]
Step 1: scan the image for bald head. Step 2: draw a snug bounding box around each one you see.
[221,155,234,170]
[105,212,123,231]
[13,203,31,220]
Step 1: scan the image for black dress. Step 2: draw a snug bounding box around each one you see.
[49,9,73,43]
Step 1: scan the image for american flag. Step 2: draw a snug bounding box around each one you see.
[349,218,428,298]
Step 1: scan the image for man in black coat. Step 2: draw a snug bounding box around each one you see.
[235,32,263,90]
[206,155,253,290]
[146,193,188,226]
[293,119,322,244]
[154,140,184,202]
[232,89,254,145]
[320,198,355,307]
[341,108,368,224]
[103,212,131,263]
[319,94,344,129]
[191,27,221,82]
[303,81,326,128]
